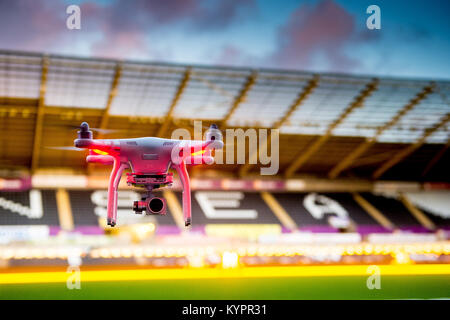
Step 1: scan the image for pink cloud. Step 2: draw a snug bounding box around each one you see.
[269,0,366,72]
[211,1,380,73]
[191,0,256,30]
[214,45,246,66]
[0,0,255,59]
[90,31,151,59]
[0,0,67,51]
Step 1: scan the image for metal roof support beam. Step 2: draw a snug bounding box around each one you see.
[31,56,49,172]
[328,141,374,179]
[398,193,436,230]
[222,71,257,126]
[421,139,449,177]
[163,190,186,230]
[56,188,74,231]
[99,62,122,131]
[352,193,395,230]
[157,67,191,137]
[284,78,379,178]
[372,113,450,179]
[328,82,435,179]
[273,75,320,129]
[238,75,319,177]
[347,150,398,168]
[261,191,298,231]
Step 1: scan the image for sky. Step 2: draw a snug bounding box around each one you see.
[0,0,449,79]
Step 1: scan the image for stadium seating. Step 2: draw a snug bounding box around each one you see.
[0,190,58,225]
[1,189,448,233]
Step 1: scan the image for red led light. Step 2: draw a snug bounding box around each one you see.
[191,149,206,156]
[92,149,109,155]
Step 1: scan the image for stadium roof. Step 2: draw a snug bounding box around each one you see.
[0,50,449,181]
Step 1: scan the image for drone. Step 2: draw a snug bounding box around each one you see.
[73,122,223,227]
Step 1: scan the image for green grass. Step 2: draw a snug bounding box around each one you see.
[1,275,449,299]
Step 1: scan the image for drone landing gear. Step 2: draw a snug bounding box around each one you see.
[173,162,191,227]
[103,161,192,227]
[106,157,128,227]
[107,218,116,227]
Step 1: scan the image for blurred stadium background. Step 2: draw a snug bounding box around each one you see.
[0,50,449,299]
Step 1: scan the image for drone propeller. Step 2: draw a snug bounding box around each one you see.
[45,146,84,151]
[90,128,121,134]
[53,124,121,134]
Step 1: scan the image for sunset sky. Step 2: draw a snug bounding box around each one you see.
[1,0,449,79]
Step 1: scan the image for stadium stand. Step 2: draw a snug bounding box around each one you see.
[69,190,177,226]
[1,189,448,233]
[0,190,58,225]
[0,50,449,272]
[275,192,378,227]
[361,193,421,227]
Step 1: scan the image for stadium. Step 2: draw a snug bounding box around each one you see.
[0,49,448,300]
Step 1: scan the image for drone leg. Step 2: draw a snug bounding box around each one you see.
[107,158,127,227]
[174,161,191,227]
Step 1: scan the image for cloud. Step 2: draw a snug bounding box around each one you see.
[0,0,256,59]
[212,45,252,66]
[190,0,256,31]
[267,0,374,72]
[89,0,256,58]
[0,0,68,51]
[209,0,381,73]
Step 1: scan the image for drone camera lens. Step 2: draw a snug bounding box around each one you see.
[148,197,164,214]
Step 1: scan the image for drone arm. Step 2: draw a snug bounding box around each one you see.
[173,161,191,226]
[202,139,224,151]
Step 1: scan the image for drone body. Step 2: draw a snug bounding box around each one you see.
[74,122,223,227]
